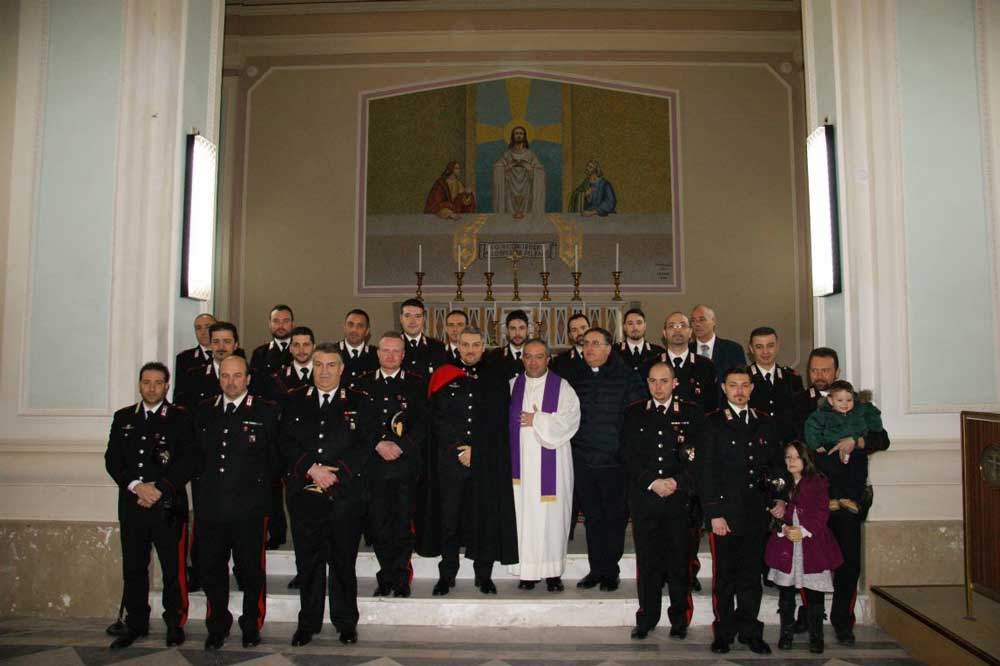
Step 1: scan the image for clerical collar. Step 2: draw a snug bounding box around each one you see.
[379,368,400,380]
[668,349,687,365]
[224,392,248,410]
[293,360,313,374]
[590,365,601,373]
[654,397,672,411]
[527,371,548,382]
[143,400,164,413]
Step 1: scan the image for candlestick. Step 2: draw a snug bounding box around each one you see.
[615,243,619,272]
[509,251,522,302]
[484,271,495,301]
[540,271,551,302]
[418,244,423,273]
[571,271,582,301]
[612,270,623,301]
[454,271,465,302]
[574,244,579,272]
[415,271,426,301]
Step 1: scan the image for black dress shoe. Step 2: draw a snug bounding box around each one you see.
[393,585,411,598]
[600,576,620,591]
[710,637,731,653]
[266,537,284,550]
[291,629,313,647]
[110,628,147,649]
[373,582,392,596]
[432,577,455,596]
[204,633,226,650]
[691,577,702,592]
[778,632,793,650]
[630,626,650,640]
[577,573,601,589]
[339,626,358,644]
[518,580,537,590]
[835,628,856,646]
[165,626,185,647]
[745,636,772,654]
[242,630,261,647]
[546,577,564,592]
[287,575,301,590]
[105,620,128,637]
[477,578,498,594]
[669,624,687,639]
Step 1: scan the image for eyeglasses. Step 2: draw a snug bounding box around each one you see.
[664,323,689,330]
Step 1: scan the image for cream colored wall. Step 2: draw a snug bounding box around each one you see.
[0,0,19,354]
[234,58,810,365]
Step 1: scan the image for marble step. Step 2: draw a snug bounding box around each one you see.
[263,548,713,581]
[152,575,873,627]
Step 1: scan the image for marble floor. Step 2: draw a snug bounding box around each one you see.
[0,617,925,665]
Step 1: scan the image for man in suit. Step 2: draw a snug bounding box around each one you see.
[174,313,215,384]
[399,298,448,379]
[488,309,529,380]
[280,343,369,647]
[443,310,468,364]
[689,305,746,381]
[250,304,295,378]
[550,313,590,380]
[193,355,279,650]
[616,307,665,376]
[105,362,194,649]
[338,309,379,387]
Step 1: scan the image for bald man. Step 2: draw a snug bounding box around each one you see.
[688,305,746,382]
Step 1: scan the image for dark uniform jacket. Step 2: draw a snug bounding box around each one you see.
[550,346,587,383]
[175,346,211,383]
[401,334,448,379]
[250,339,291,379]
[279,385,370,503]
[443,343,462,366]
[699,406,787,535]
[174,362,221,411]
[337,340,379,388]
[353,369,426,480]
[616,340,666,376]
[567,353,648,467]
[105,401,194,519]
[655,351,719,413]
[192,394,279,522]
[486,345,525,381]
[623,397,703,516]
[747,363,803,443]
[263,362,314,404]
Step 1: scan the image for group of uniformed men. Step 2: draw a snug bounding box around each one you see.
[105,300,886,654]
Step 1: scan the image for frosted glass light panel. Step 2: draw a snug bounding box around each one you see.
[807,124,841,297]
[181,134,218,301]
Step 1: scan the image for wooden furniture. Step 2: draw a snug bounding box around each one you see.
[959,411,1000,616]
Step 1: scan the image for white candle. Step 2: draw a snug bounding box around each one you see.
[487,245,491,273]
[615,243,620,271]
[542,245,546,272]
[574,244,579,272]
[456,246,461,272]
[418,244,423,272]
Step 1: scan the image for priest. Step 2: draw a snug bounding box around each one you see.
[508,339,581,591]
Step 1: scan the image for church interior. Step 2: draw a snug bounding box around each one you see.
[1,0,999,664]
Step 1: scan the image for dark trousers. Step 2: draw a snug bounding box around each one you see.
[268,479,288,545]
[709,528,766,641]
[817,450,868,502]
[120,508,188,633]
[829,510,862,631]
[295,497,364,633]
[778,586,824,629]
[438,468,493,581]
[575,462,627,579]
[632,503,691,630]
[369,477,416,590]
[198,514,268,636]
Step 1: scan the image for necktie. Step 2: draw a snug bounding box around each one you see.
[514,351,521,360]
[673,357,683,369]
[145,410,153,421]
[301,368,310,381]
[280,342,288,352]
[738,409,748,424]
[764,372,772,385]
[656,404,666,415]
[203,349,211,362]
[321,394,331,410]
[225,403,236,415]
[633,347,641,361]
[352,349,359,359]
[700,344,710,357]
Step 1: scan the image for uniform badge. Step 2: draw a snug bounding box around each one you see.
[340,389,346,400]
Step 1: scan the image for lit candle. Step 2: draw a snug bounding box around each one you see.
[574,244,579,272]
[487,245,492,273]
[418,244,423,273]
[542,245,547,273]
[615,243,620,271]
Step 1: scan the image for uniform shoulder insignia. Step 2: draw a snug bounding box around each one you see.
[357,369,377,380]
[172,404,188,413]
[626,398,646,408]
[290,385,311,395]
[705,408,722,418]
[750,407,768,419]
[406,369,425,380]
[201,395,219,408]
[675,396,697,408]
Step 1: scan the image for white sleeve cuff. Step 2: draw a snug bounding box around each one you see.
[127,480,141,492]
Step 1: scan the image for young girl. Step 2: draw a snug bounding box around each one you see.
[764,441,843,654]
